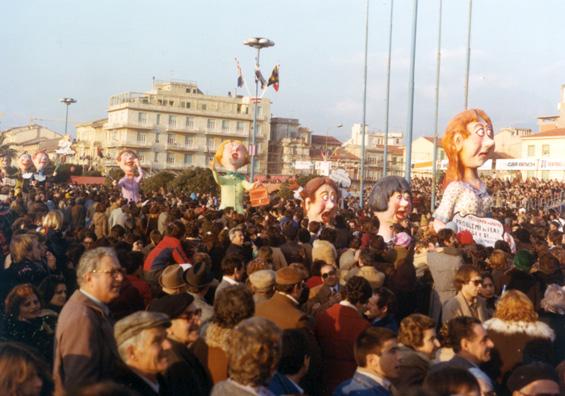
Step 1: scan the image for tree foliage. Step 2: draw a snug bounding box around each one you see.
[167,167,217,195]
[141,171,176,194]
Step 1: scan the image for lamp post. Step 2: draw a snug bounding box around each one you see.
[431,0,444,211]
[464,0,473,109]
[60,97,77,136]
[244,37,275,182]
[359,0,370,209]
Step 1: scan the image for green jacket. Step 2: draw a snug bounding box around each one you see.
[212,169,253,214]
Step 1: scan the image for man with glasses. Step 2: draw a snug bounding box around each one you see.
[305,264,342,316]
[54,247,124,395]
[148,293,212,396]
[442,264,490,324]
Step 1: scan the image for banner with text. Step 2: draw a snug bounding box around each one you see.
[452,213,504,247]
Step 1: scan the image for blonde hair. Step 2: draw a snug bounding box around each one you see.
[213,140,250,166]
[42,210,64,231]
[9,234,36,263]
[494,290,537,322]
[442,109,492,188]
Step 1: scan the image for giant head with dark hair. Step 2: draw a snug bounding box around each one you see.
[367,176,412,243]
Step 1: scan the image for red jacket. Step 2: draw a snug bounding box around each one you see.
[143,236,190,272]
[315,303,370,395]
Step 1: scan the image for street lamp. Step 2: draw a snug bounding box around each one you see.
[359,0,370,208]
[244,36,275,182]
[60,97,77,136]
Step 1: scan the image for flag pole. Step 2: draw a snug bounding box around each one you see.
[431,0,443,211]
[383,0,394,178]
[404,0,418,182]
[359,0,369,209]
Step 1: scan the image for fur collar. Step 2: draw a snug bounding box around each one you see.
[483,318,555,341]
[204,322,232,351]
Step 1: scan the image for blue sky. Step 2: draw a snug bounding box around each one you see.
[1,0,564,142]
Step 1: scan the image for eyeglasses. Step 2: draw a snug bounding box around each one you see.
[322,270,336,279]
[470,279,483,286]
[178,309,202,320]
[91,268,125,278]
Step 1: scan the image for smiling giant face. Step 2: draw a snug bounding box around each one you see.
[220,141,248,172]
[19,154,33,171]
[459,121,495,169]
[305,183,338,224]
[33,152,49,172]
[118,150,137,176]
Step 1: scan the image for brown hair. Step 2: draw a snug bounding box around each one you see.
[4,284,39,318]
[300,177,340,211]
[213,140,250,166]
[453,265,480,291]
[442,109,492,187]
[494,289,538,322]
[0,342,53,396]
[227,317,282,386]
[354,327,396,367]
[10,234,36,263]
[398,314,435,349]
[115,149,137,162]
[488,249,508,270]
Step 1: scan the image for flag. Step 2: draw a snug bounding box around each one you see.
[235,58,244,88]
[267,64,280,92]
[255,65,267,90]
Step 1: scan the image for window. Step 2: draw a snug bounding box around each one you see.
[222,120,229,131]
[169,115,176,128]
[186,102,191,109]
[154,152,158,162]
[136,132,145,143]
[184,154,192,165]
[542,144,550,157]
[184,136,193,147]
[138,112,147,124]
[527,145,535,157]
[155,132,160,143]
[201,103,207,111]
[167,153,175,164]
[186,117,194,129]
[156,114,161,125]
[167,134,175,145]
[237,121,244,132]
[138,153,144,162]
[207,119,215,129]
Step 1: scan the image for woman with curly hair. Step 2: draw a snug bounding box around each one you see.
[483,289,555,384]
[3,284,56,365]
[191,284,255,384]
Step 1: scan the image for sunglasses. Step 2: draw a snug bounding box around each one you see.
[322,270,337,279]
[469,278,483,286]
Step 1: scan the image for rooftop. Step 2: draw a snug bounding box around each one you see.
[521,128,565,139]
[311,134,343,146]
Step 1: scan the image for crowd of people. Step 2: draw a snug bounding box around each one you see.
[0,175,563,396]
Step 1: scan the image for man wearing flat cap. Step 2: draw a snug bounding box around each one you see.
[255,264,321,395]
[148,293,212,396]
[113,311,173,396]
[248,269,276,304]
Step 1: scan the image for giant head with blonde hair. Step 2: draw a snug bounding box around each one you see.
[214,140,250,172]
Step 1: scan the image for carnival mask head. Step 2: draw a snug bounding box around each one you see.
[116,149,138,176]
[301,177,340,224]
[32,151,50,172]
[214,140,249,172]
[0,155,11,169]
[442,109,495,185]
[368,176,412,224]
[18,153,33,172]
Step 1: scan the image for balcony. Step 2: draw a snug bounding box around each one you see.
[105,122,154,130]
[165,142,206,152]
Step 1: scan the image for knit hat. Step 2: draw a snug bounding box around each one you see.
[507,362,559,392]
[147,293,194,319]
[249,269,276,291]
[393,232,412,248]
[513,250,535,272]
[456,230,475,246]
[114,311,171,346]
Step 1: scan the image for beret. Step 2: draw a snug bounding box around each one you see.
[249,269,276,291]
[147,293,194,319]
[507,362,559,392]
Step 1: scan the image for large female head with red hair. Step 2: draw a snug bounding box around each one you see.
[442,109,495,186]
